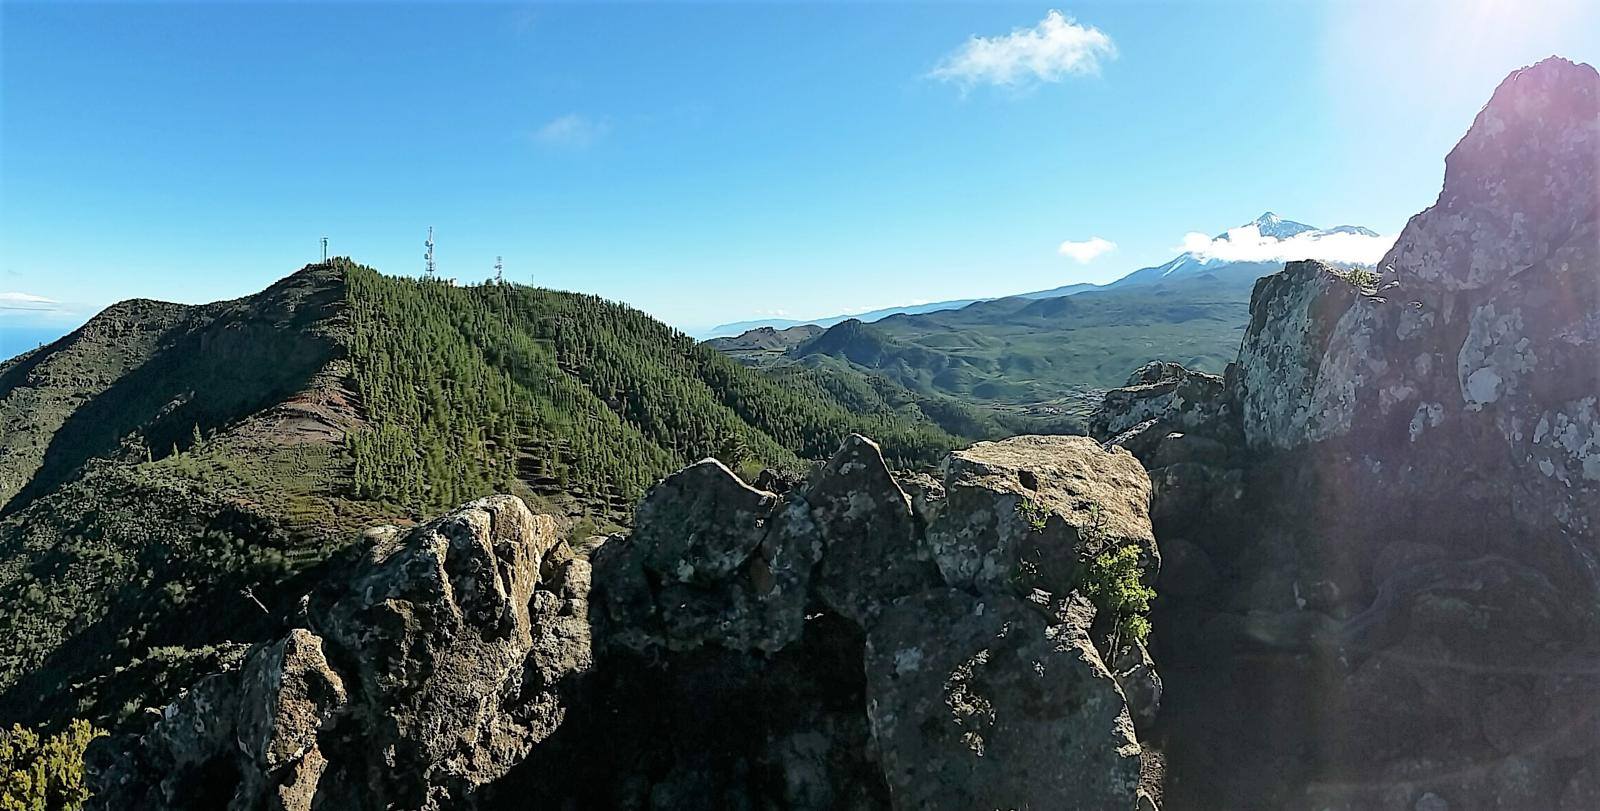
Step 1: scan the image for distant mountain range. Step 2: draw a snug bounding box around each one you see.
[701,213,1377,338]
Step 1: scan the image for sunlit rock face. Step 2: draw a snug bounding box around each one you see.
[1242,56,1600,549]
[1093,56,1600,810]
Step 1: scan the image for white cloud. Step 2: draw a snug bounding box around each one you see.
[1177,225,1397,266]
[534,113,609,147]
[0,292,59,312]
[1057,236,1116,263]
[930,10,1115,88]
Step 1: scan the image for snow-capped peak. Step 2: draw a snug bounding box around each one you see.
[1227,212,1318,241]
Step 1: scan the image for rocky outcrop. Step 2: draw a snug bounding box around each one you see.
[88,496,592,811]
[580,433,1156,810]
[930,435,1155,599]
[1092,56,1600,809]
[864,590,1140,809]
[1090,362,1237,446]
[91,435,1159,810]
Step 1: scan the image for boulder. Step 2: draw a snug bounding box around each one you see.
[551,433,1163,810]
[928,435,1156,602]
[1090,362,1235,444]
[90,496,591,811]
[1233,260,1366,450]
[864,590,1142,810]
[810,434,940,626]
[630,458,777,586]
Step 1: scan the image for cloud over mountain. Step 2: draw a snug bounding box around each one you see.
[1177,224,1396,266]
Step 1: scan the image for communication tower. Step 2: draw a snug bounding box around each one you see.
[424,227,436,276]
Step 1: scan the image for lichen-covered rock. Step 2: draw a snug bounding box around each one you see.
[1112,639,1162,734]
[318,496,579,806]
[1224,59,1600,548]
[1089,57,1600,811]
[232,629,346,807]
[597,455,818,653]
[89,495,591,811]
[87,629,347,811]
[1233,260,1365,450]
[810,434,939,626]
[577,433,1162,810]
[630,458,778,586]
[1091,361,1235,443]
[864,590,1142,810]
[93,435,1163,811]
[599,434,935,650]
[928,435,1156,601]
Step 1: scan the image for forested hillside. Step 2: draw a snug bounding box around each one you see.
[720,275,1256,424]
[0,260,977,733]
[343,263,971,515]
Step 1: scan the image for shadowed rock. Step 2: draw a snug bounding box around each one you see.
[865,590,1141,810]
[89,496,591,811]
[811,434,939,626]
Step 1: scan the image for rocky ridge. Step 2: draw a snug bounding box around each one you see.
[91,434,1163,810]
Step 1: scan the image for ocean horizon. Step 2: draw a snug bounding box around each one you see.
[0,326,68,361]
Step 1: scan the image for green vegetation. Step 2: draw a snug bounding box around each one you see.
[1016,497,1050,533]
[1081,543,1156,648]
[344,264,967,516]
[1342,266,1380,291]
[0,260,976,734]
[0,719,104,811]
[721,276,1255,425]
[0,462,310,728]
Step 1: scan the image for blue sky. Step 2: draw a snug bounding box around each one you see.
[2,0,1597,342]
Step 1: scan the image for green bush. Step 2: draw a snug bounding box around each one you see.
[0,719,105,811]
[1016,497,1049,533]
[1342,266,1380,291]
[1081,543,1155,647]
[1075,504,1156,648]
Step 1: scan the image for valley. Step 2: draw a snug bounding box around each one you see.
[706,213,1381,427]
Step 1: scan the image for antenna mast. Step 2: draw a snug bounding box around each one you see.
[494,256,504,283]
[320,236,328,263]
[424,227,436,276]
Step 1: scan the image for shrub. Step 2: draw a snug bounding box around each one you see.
[1077,506,1156,649]
[1016,497,1049,533]
[1342,266,1380,291]
[0,718,105,811]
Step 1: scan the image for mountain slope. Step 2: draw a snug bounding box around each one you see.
[709,213,1380,422]
[0,259,973,731]
[704,324,823,363]
[0,267,349,517]
[768,275,1252,424]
